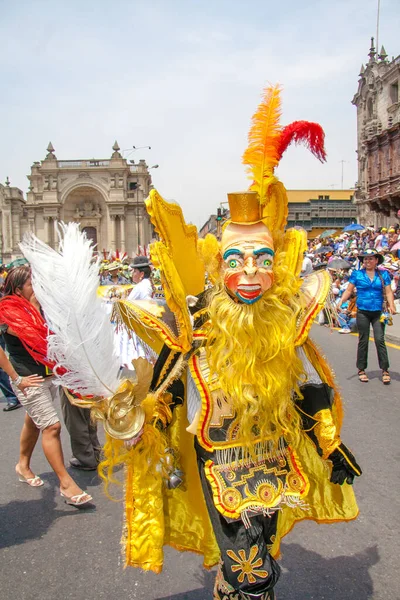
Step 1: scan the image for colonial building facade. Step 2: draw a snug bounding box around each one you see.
[0,179,26,263]
[352,39,400,227]
[0,142,155,263]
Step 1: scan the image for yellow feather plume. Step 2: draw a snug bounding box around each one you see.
[281,227,307,277]
[197,234,221,283]
[242,84,282,205]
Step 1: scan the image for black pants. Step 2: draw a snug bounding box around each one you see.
[356,310,389,371]
[60,392,101,468]
[196,444,280,599]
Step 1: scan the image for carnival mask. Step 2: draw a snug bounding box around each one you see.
[220,222,275,304]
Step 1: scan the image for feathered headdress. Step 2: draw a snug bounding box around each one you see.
[228,84,326,232]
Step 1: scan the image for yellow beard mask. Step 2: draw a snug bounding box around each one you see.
[206,240,305,448]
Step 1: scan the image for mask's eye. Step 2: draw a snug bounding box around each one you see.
[228,258,238,269]
[256,254,274,268]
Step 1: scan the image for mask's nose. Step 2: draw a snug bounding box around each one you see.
[243,257,257,276]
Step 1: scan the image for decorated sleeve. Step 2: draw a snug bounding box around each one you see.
[149,344,185,429]
[295,346,341,459]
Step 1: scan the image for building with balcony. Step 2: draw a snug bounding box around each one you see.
[352,39,400,227]
[286,189,357,237]
[198,190,356,240]
[0,141,155,263]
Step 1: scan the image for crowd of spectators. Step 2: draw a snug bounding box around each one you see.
[302,224,400,333]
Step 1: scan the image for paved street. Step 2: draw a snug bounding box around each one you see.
[1,325,399,600]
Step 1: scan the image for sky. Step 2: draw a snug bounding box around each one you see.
[1,0,399,228]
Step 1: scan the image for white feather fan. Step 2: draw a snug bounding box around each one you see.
[20,222,122,397]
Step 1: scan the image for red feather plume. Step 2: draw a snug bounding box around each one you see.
[277,121,326,162]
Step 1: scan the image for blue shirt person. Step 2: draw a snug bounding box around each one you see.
[349,268,391,311]
[338,249,396,384]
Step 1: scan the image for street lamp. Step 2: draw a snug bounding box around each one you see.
[339,160,349,189]
[122,146,151,159]
[136,184,143,251]
[135,163,159,254]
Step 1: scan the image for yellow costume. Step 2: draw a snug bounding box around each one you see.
[96,85,360,600]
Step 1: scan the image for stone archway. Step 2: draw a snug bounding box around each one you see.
[62,185,108,251]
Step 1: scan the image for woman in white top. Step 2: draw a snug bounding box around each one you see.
[127,257,153,301]
[119,257,154,367]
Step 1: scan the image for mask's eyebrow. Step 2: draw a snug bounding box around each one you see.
[223,248,243,260]
[253,247,275,257]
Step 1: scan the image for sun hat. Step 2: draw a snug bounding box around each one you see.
[105,261,121,271]
[359,248,384,264]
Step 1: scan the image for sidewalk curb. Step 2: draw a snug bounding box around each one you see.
[385,333,400,345]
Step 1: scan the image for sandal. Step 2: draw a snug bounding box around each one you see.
[358,370,369,383]
[60,491,93,507]
[16,466,44,487]
[382,371,391,385]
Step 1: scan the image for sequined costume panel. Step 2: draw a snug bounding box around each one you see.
[197,448,281,599]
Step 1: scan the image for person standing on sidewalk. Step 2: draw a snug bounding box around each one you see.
[338,248,396,384]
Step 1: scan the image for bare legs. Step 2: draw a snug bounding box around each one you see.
[16,413,40,479]
[16,417,90,498]
[41,423,86,497]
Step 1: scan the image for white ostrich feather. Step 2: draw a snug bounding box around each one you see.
[20,222,122,397]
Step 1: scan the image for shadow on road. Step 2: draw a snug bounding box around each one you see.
[158,591,212,600]
[365,369,400,382]
[348,368,400,382]
[0,478,96,550]
[158,568,215,599]
[157,543,379,599]
[278,542,379,599]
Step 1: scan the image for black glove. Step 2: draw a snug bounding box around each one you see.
[329,443,362,485]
